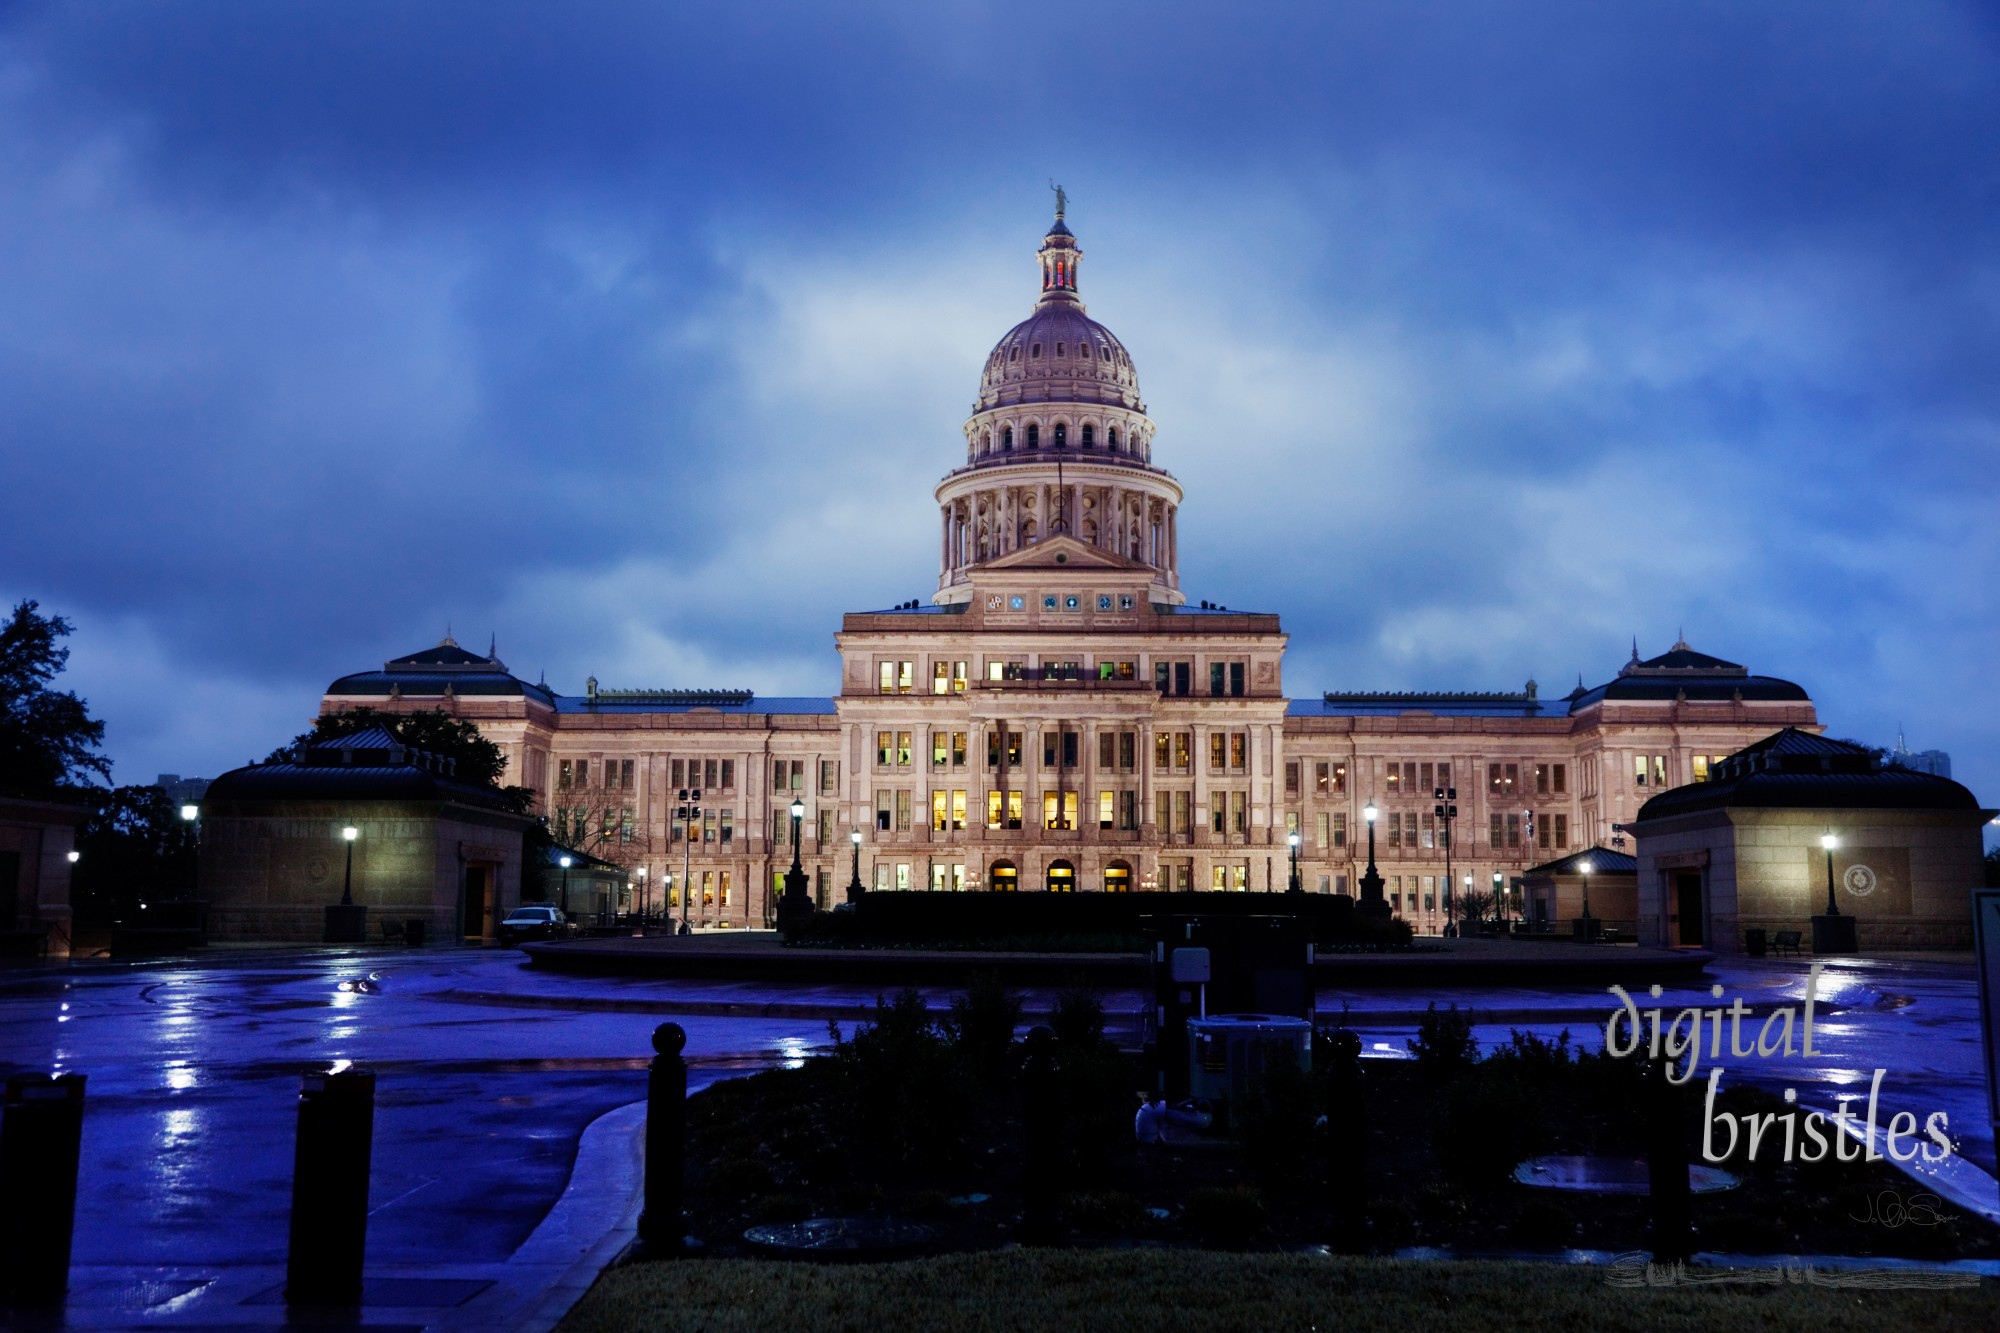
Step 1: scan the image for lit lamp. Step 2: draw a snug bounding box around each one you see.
[1813,831,1858,954]
[341,826,359,905]
[1463,873,1473,929]
[558,854,573,915]
[634,866,647,932]
[1286,829,1302,894]
[848,829,865,903]
[1492,870,1504,928]
[1357,801,1388,917]
[180,803,201,902]
[778,796,811,930]
[66,850,80,865]
[323,823,368,943]
[1576,857,1596,942]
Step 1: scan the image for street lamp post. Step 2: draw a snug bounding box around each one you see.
[635,866,647,931]
[1492,870,1505,928]
[848,830,865,903]
[558,855,573,916]
[1576,857,1595,942]
[1357,801,1389,918]
[1287,830,1302,894]
[1463,873,1473,932]
[180,803,201,902]
[778,796,811,931]
[341,826,359,906]
[1433,785,1457,933]
[1813,831,1858,954]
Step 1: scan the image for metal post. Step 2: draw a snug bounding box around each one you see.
[848,831,865,904]
[637,1023,687,1255]
[1322,1029,1366,1251]
[1286,831,1301,894]
[0,1073,87,1305]
[1019,1026,1059,1243]
[341,839,353,907]
[285,1066,375,1306]
[1646,1056,1693,1263]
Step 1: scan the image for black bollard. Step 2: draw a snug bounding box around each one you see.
[1645,1057,1693,1263]
[637,1022,687,1256]
[285,1066,375,1307]
[1018,1025,1059,1244]
[0,1072,87,1305]
[1321,1028,1367,1252]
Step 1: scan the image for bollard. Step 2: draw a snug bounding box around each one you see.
[285,1066,375,1306]
[637,1023,687,1256]
[1646,1056,1693,1263]
[1018,1025,1059,1244]
[0,1072,87,1305]
[1321,1028,1367,1252]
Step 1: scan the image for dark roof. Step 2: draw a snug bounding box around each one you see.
[1298,688,1558,719]
[553,695,836,716]
[203,762,524,811]
[328,635,558,705]
[1635,728,1985,820]
[1524,847,1637,877]
[1567,639,1808,708]
[544,845,622,872]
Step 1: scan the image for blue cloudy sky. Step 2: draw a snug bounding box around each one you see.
[3,1,1997,827]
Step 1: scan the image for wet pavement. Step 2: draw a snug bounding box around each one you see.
[0,943,1992,1328]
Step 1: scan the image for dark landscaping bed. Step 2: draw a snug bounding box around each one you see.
[675,988,1999,1262]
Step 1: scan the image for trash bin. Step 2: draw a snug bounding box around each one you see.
[402,918,426,947]
[1743,927,1767,958]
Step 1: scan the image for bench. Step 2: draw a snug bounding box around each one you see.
[1773,930,1803,956]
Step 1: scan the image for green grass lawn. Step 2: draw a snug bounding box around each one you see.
[561,1250,1996,1333]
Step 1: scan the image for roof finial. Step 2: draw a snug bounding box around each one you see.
[1050,180,1067,220]
[1629,635,1640,665]
[441,622,457,648]
[488,632,497,659]
[1674,626,1690,651]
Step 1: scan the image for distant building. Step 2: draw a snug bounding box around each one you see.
[320,206,1839,934]
[0,794,84,959]
[1887,731,1952,779]
[1632,729,1993,952]
[199,726,534,943]
[156,774,211,807]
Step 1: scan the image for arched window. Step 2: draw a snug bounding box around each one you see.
[1027,424,1040,449]
[1010,346,1019,362]
[1003,427,1014,451]
[981,431,992,455]
[1031,343,1041,358]
[1056,342,1065,357]
[1053,422,1067,448]
[1107,426,1119,451]
[1081,424,1095,448]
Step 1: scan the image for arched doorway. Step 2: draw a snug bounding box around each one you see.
[989,860,1018,892]
[1046,859,1076,893]
[1104,861,1132,893]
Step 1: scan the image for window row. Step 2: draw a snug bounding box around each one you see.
[556,758,637,791]
[551,806,634,844]
[1283,761,1350,795]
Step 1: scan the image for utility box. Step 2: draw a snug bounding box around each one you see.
[1147,915,1314,1099]
[1187,1014,1313,1126]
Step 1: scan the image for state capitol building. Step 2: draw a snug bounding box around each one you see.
[323,205,1820,932]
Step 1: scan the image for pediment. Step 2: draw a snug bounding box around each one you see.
[977,535,1149,574]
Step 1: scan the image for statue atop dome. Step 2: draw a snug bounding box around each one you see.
[1051,181,1067,219]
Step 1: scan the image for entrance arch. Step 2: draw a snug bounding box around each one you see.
[1046,859,1076,893]
[989,860,1018,892]
[1104,861,1132,893]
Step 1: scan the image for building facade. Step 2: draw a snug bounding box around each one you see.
[321,207,1826,932]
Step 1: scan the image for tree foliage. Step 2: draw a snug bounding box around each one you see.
[71,785,193,921]
[271,707,508,782]
[0,600,111,796]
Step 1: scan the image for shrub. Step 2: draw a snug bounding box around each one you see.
[1236,1047,1320,1193]
[1182,1186,1270,1248]
[708,1156,775,1204]
[1061,1190,1145,1234]
[828,989,970,1180]
[1050,987,1106,1051]
[746,1193,811,1225]
[1408,1002,1478,1078]
[944,972,1022,1079]
[1511,1198,1577,1249]
[1366,1198,1419,1249]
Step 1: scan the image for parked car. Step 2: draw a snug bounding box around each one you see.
[498,905,575,946]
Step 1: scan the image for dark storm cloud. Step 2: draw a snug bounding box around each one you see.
[1,1,1995,814]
